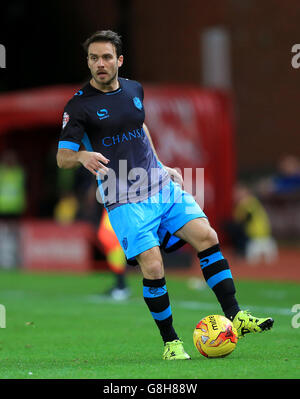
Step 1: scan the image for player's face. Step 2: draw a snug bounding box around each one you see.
[87,41,123,91]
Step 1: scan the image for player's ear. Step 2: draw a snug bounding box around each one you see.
[118,55,124,68]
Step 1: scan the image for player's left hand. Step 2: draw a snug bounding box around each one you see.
[164,166,183,186]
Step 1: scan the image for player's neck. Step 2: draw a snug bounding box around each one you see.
[90,77,120,93]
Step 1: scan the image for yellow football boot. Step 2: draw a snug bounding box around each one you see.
[233,310,274,338]
[162,339,191,360]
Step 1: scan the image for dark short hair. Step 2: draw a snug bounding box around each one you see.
[83,30,122,57]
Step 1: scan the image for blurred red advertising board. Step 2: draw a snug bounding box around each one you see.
[20,221,95,272]
[144,86,235,233]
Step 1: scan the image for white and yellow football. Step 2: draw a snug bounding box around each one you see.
[193,314,238,358]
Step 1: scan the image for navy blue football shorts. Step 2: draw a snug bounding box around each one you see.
[107,180,207,264]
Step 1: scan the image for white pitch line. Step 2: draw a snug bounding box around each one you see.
[1,289,294,316]
[174,300,293,316]
[85,295,293,317]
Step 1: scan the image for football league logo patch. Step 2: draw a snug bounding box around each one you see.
[62,112,69,129]
[133,97,143,110]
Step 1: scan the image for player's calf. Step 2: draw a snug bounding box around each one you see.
[197,243,240,321]
[143,277,179,344]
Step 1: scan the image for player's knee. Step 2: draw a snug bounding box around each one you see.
[206,226,219,246]
[200,222,219,248]
[142,259,164,280]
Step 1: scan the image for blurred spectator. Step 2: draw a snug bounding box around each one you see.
[73,166,101,227]
[97,209,129,300]
[272,155,300,194]
[254,155,300,243]
[53,191,79,224]
[74,167,130,299]
[226,183,277,263]
[0,150,26,219]
[257,155,300,197]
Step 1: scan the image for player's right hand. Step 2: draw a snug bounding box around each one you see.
[78,151,110,176]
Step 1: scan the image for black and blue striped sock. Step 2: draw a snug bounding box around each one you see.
[143,277,178,343]
[198,244,240,320]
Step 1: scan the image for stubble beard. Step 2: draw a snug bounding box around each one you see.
[93,69,118,91]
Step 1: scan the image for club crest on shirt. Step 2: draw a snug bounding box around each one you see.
[133,97,143,110]
[62,112,70,129]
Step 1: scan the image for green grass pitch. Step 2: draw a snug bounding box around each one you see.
[0,270,299,379]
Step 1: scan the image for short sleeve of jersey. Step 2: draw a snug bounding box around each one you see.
[138,81,144,101]
[58,100,86,152]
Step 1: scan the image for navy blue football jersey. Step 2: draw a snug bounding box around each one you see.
[58,78,170,210]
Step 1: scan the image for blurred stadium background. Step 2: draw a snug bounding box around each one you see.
[1,0,300,283]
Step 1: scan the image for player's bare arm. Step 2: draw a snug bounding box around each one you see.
[143,123,183,185]
[56,148,109,176]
